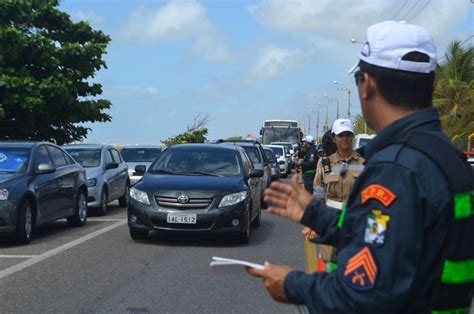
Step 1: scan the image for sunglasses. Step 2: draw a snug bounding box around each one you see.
[354,70,365,86]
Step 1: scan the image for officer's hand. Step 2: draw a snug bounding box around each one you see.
[264,175,312,224]
[247,261,292,303]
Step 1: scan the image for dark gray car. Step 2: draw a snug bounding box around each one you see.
[0,142,88,244]
[63,144,130,216]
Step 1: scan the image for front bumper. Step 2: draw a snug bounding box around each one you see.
[86,185,101,207]
[128,198,248,234]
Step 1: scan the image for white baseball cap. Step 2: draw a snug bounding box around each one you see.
[332,119,354,135]
[349,21,437,74]
[303,135,314,143]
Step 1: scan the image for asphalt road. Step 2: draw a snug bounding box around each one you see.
[0,176,305,313]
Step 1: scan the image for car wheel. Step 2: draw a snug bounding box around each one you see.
[251,203,261,227]
[96,188,108,216]
[15,200,33,244]
[67,190,88,227]
[118,182,130,207]
[239,211,250,244]
[129,228,148,240]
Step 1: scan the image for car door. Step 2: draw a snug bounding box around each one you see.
[241,152,259,219]
[104,148,120,200]
[32,145,60,221]
[110,148,128,198]
[256,144,271,188]
[46,145,75,214]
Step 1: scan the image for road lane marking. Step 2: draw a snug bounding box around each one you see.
[0,255,38,258]
[0,220,127,280]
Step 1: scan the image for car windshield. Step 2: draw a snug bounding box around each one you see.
[0,147,30,173]
[264,149,275,162]
[150,147,241,176]
[65,148,101,168]
[242,146,261,164]
[121,148,161,162]
[269,146,284,157]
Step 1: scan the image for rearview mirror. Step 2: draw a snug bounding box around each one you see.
[135,165,146,175]
[249,169,264,178]
[36,163,56,174]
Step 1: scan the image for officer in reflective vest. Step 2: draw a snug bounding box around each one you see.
[299,135,318,194]
[248,21,474,313]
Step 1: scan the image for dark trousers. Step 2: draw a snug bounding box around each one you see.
[303,173,315,194]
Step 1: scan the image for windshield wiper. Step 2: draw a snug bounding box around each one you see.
[152,169,177,175]
[180,171,223,177]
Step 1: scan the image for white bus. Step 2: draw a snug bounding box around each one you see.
[259,120,302,145]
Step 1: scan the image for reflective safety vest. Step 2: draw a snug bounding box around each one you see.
[391,131,474,313]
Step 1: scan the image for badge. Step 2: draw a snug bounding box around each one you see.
[361,184,397,207]
[343,247,378,291]
[365,210,390,245]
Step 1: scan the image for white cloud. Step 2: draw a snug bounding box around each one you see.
[248,0,472,60]
[122,0,236,63]
[108,85,160,96]
[72,11,105,28]
[145,86,160,95]
[241,46,313,85]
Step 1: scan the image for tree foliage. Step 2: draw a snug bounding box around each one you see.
[0,0,111,144]
[161,115,209,146]
[353,114,375,135]
[433,40,474,138]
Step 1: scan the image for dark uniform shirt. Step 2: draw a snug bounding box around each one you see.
[284,107,454,313]
[301,144,318,174]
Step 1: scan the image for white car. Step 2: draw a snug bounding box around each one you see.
[265,145,289,178]
[120,145,163,185]
[353,134,376,150]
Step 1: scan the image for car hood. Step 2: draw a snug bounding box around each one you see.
[0,173,27,185]
[138,174,245,194]
[84,167,103,179]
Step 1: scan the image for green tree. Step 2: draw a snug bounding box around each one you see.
[353,114,375,135]
[433,40,474,138]
[0,0,111,144]
[161,115,209,146]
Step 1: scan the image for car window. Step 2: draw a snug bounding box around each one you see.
[110,149,122,163]
[151,148,242,176]
[105,149,114,164]
[34,145,53,169]
[65,148,101,168]
[243,146,261,164]
[63,151,75,165]
[46,146,67,168]
[0,147,30,173]
[270,146,284,157]
[240,151,253,174]
[121,148,161,162]
[263,149,275,162]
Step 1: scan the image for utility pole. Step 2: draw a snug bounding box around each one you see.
[337,87,351,120]
[328,97,339,119]
[316,110,320,141]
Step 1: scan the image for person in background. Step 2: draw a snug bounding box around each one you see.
[298,135,318,193]
[312,119,365,267]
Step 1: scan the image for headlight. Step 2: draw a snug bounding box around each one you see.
[86,178,98,187]
[130,187,150,205]
[128,169,134,177]
[219,191,247,208]
[0,189,8,201]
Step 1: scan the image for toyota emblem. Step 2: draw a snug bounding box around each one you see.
[177,194,189,204]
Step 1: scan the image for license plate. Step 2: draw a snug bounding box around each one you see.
[166,213,197,224]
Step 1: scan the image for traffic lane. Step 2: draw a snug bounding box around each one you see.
[0,201,305,312]
[0,203,126,269]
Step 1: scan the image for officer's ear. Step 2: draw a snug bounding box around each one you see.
[360,72,377,100]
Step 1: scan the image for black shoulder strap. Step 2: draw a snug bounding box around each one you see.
[386,131,474,192]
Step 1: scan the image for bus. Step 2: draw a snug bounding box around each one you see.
[259,120,302,145]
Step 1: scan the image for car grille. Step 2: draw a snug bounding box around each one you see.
[150,218,214,230]
[154,196,213,210]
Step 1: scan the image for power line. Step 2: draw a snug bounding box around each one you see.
[391,0,410,20]
[407,0,432,22]
[400,0,421,20]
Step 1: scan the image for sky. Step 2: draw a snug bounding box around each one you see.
[59,0,474,144]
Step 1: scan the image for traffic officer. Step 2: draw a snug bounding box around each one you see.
[248,20,473,313]
[313,119,364,205]
[298,135,318,194]
[312,119,364,265]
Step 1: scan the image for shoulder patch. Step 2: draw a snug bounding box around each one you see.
[365,210,390,245]
[343,247,378,291]
[361,184,397,207]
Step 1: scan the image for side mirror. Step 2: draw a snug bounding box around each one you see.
[135,165,146,175]
[37,163,56,174]
[249,169,264,178]
[106,162,119,170]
